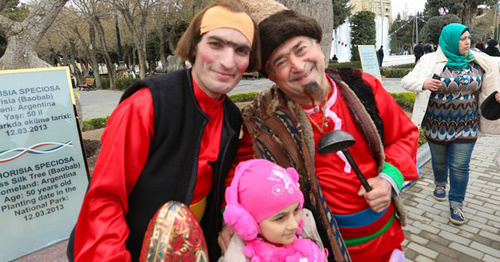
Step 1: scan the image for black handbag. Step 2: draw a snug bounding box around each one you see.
[480,91,500,120]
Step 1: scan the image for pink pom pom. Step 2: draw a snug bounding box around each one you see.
[296,219,304,235]
[223,204,260,241]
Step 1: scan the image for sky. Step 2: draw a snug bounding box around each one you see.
[392,0,427,18]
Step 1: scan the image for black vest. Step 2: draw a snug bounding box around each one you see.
[121,69,242,261]
[63,69,241,261]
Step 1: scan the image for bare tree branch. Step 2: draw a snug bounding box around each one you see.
[0,14,15,32]
[0,0,10,12]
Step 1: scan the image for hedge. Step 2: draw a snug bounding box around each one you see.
[380,67,412,78]
[95,75,140,90]
[390,92,416,111]
[328,61,362,68]
[82,116,110,131]
[229,92,259,102]
[82,91,426,146]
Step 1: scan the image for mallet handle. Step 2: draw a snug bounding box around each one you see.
[342,149,372,192]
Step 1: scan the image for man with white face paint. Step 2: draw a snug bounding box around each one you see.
[220,0,420,261]
[68,1,260,261]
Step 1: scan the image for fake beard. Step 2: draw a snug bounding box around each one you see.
[303,81,323,106]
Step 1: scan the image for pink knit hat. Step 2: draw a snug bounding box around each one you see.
[224,159,304,240]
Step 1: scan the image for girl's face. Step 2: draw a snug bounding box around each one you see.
[459,30,471,55]
[258,202,302,245]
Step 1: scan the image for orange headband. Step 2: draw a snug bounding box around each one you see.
[200,6,254,46]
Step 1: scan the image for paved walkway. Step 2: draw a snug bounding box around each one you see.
[14,78,500,261]
[401,135,500,261]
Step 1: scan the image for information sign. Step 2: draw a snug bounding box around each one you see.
[357,45,382,81]
[0,67,89,261]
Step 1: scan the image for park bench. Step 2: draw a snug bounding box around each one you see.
[243,72,259,80]
[78,78,95,91]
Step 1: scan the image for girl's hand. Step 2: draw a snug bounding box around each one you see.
[495,92,500,103]
[217,225,234,253]
[423,78,441,92]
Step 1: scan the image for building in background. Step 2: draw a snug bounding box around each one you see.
[331,0,393,62]
[350,0,392,21]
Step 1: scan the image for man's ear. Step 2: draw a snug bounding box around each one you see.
[268,72,276,82]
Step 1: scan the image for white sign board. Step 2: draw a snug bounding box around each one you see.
[0,67,89,261]
[357,45,382,81]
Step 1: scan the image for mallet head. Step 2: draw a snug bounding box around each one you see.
[317,130,355,154]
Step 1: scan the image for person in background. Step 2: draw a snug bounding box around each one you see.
[378,45,384,67]
[485,37,492,48]
[424,43,434,54]
[474,41,485,52]
[331,54,339,63]
[219,1,420,261]
[484,39,500,57]
[402,23,500,225]
[221,159,327,261]
[67,1,261,261]
[414,41,424,62]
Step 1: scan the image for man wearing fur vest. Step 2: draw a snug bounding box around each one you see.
[219,1,420,261]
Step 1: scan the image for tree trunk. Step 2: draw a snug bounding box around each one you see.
[276,0,333,65]
[157,25,167,72]
[93,16,116,89]
[69,39,84,84]
[116,3,149,79]
[460,1,477,28]
[132,47,137,72]
[165,19,182,56]
[88,23,102,88]
[62,44,69,66]
[0,0,69,70]
[73,25,96,81]
[138,17,148,77]
[48,45,59,66]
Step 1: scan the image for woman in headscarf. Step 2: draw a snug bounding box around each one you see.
[402,23,500,225]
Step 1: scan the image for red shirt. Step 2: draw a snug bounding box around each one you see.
[229,73,419,261]
[74,78,225,261]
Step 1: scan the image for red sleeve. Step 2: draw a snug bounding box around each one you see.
[362,73,419,181]
[73,88,154,262]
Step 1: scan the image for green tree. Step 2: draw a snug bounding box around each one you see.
[424,0,497,28]
[332,0,352,29]
[350,11,375,61]
[389,13,427,55]
[390,14,411,55]
[420,14,461,45]
[0,0,28,21]
[146,32,160,71]
[0,0,69,69]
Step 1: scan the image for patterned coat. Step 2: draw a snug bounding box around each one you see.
[401,47,500,135]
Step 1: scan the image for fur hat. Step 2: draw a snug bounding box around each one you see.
[239,0,322,76]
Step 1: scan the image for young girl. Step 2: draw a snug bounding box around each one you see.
[222,159,327,261]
